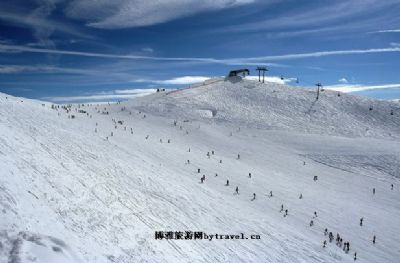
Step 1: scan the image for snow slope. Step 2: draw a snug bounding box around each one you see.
[132,77,400,139]
[1,79,399,263]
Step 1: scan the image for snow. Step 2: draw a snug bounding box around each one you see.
[0,78,399,262]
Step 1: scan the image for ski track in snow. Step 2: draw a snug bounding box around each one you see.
[1,79,400,262]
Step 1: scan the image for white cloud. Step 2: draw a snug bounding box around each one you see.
[114,88,157,94]
[0,64,115,76]
[65,0,256,29]
[0,5,92,47]
[338,78,348,84]
[218,0,397,34]
[141,47,154,53]
[324,83,400,93]
[153,76,212,85]
[390,42,400,47]
[373,29,400,33]
[2,44,400,64]
[239,47,400,62]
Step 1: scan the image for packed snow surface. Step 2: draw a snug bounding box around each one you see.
[1,78,399,262]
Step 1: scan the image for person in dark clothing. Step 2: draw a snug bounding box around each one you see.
[360,217,364,226]
[226,180,229,186]
[373,188,376,195]
[235,186,239,194]
[323,240,327,248]
[284,209,288,217]
[329,232,334,242]
[354,252,357,261]
[248,172,252,178]
[324,228,328,236]
[309,220,314,227]
[252,193,256,200]
[391,184,394,190]
[373,235,376,244]
[280,204,284,212]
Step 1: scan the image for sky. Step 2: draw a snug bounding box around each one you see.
[0,0,400,103]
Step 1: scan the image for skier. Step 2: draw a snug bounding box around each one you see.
[284,209,288,217]
[373,188,376,195]
[167,139,170,143]
[212,150,214,155]
[188,148,191,152]
[252,193,256,200]
[198,168,201,173]
[220,160,222,163]
[354,252,357,261]
[269,191,273,197]
[187,160,190,164]
[215,173,218,177]
[248,172,252,178]
[237,154,240,160]
[323,240,327,248]
[303,161,306,165]
[373,235,376,244]
[280,204,284,212]
[299,193,303,199]
[360,217,363,226]
[329,232,334,242]
[391,184,394,190]
[226,180,229,186]
[324,228,328,236]
[314,211,318,217]
[235,186,239,194]
[310,220,314,227]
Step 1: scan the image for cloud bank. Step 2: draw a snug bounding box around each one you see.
[65,0,256,29]
[324,83,400,93]
[2,44,400,64]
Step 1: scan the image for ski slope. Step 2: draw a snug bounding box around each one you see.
[1,78,399,263]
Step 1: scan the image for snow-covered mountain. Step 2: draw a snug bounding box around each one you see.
[1,78,399,263]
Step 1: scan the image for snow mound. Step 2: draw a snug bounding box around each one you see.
[131,79,400,139]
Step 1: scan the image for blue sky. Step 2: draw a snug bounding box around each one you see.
[1,0,400,103]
